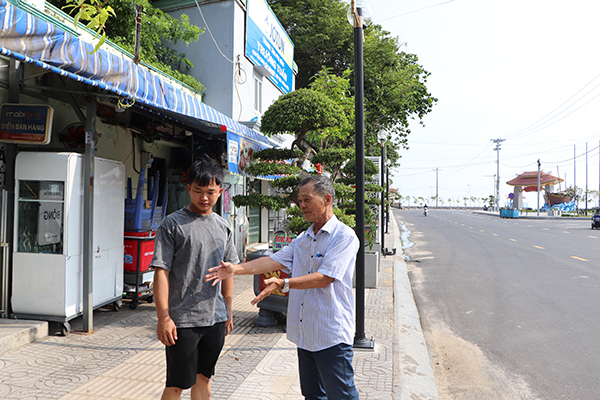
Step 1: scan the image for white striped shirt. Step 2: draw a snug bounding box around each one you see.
[270,215,360,352]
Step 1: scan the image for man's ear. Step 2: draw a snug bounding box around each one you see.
[324,193,333,206]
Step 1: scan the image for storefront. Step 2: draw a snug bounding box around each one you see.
[0,0,273,325]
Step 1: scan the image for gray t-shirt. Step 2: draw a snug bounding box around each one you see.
[151,207,240,328]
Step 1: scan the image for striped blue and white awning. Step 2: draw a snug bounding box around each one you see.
[0,0,271,149]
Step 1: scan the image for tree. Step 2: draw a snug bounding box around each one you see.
[267,0,437,165]
[239,68,388,241]
[261,87,348,160]
[49,0,205,92]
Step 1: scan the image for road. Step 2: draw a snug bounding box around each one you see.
[395,209,600,400]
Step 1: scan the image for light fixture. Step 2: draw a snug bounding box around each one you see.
[377,129,386,144]
[346,0,373,27]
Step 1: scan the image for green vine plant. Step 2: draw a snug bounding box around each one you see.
[63,0,116,53]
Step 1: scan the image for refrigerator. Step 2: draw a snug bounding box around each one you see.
[12,152,125,333]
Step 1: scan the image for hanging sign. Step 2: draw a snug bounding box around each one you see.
[0,104,54,144]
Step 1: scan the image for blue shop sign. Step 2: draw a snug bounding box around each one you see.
[245,0,294,94]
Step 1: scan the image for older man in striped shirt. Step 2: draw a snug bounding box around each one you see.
[206,175,360,400]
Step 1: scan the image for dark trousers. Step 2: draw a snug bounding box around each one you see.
[297,343,359,400]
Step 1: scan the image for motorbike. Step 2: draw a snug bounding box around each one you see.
[423,207,428,216]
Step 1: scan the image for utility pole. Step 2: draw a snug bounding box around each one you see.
[491,139,505,210]
[537,158,542,217]
[483,174,496,209]
[435,167,439,208]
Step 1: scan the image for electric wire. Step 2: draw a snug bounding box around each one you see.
[507,72,600,140]
[193,0,234,64]
[375,0,456,23]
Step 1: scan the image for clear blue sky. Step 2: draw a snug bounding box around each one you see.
[366,0,600,207]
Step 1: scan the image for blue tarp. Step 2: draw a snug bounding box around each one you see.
[0,0,271,151]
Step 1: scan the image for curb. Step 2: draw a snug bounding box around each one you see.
[0,319,47,355]
[390,212,439,400]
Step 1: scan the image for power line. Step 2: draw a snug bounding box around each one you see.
[375,0,456,23]
[508,72,600,140]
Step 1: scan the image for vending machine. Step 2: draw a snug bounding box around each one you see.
[12,152,125,334]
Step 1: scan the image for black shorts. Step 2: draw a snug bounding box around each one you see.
[165,322,226,389]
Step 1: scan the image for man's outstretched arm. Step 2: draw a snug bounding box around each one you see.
[205,256,285,285]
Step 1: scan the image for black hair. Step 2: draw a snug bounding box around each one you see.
[186,157,224,187]
[299,174,335,200]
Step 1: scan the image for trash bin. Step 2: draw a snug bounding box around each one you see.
[247,249,288,327]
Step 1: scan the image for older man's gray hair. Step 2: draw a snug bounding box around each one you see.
[299,175,335,200]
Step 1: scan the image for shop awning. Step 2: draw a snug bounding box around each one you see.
[0,0,271,151]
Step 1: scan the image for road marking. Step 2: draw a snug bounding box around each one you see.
[533,245,545,249]
[492,233,498,236]
[590,236,598,238]
[461,224,465,226]
[479,229,484,232]
[509,238,517,242]
[571,256,588,262]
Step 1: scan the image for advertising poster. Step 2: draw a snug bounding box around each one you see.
[227,132,265,176]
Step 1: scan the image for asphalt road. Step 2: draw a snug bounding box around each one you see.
[395,209,600,400]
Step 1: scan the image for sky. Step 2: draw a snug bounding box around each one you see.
[364,0,600,207]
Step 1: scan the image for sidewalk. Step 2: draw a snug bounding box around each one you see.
[0,213,438,400]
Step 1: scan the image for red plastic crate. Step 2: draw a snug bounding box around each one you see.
[123,231,156,272]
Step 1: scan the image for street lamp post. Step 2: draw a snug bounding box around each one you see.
[349,0,374,349]
[385,159,390,234]
[377,130,387,257]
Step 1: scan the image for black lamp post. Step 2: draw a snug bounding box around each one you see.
[386,159,390,234]
[377,130,387,256]
[349,0,374,349]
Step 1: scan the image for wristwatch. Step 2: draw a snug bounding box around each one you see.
[281,278,290,293]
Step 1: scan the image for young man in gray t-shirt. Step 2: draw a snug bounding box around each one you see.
[152,158,239,400]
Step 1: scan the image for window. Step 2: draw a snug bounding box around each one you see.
[254,74,263,113]
[17,180,64,254]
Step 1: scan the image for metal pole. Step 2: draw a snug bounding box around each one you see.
[385,164,390,234]
[492,139,505,210]
[0,189,8,318]
[574,145,577,212]
[352,4,373,349]
[537,158,541,217]
[380,141,385,255]
[83,97,97,332]
[585,142,588,215]
[435,167,439,208]
[1,60,20,318]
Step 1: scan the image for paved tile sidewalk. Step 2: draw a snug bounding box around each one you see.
[0,214,421,399]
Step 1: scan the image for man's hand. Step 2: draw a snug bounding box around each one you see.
[205,261,236,286]
[251,277,283,305]
[225,316,233,335]
[157,317,178,346]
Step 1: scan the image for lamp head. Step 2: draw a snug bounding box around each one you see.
[377,129,387,144]
[347,1,373,28]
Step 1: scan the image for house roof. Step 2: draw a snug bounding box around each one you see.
[506,171,563,189]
